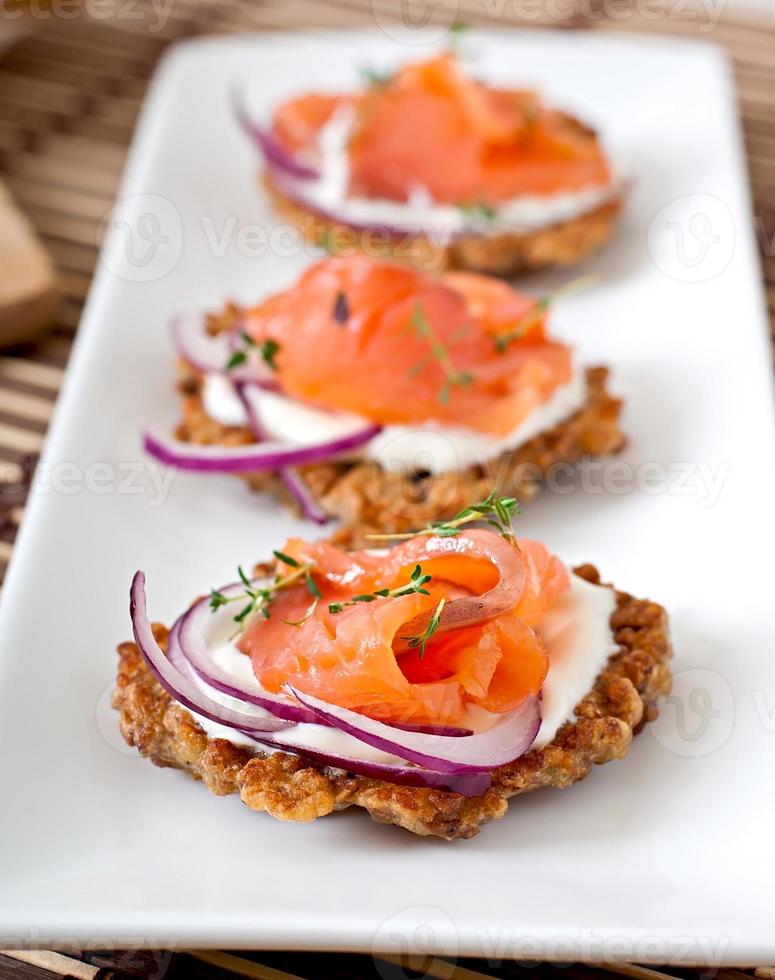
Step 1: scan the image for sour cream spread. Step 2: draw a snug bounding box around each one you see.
[201,369,586,474]
[188,571,618,761]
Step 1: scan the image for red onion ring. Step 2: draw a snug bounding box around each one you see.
[171,313,280,389]
[269,168,467,241]
[236,382,329,525]
[130,571,539,795]
[288,685,541,774]
[168,584,321,725]
[241,730,491,797]
[143,420,380,473]
[232,84,320,181]
[391,529,527,654]
[130,571,293,735]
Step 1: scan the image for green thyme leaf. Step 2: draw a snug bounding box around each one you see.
[226,350,247,370]
[260,338,280,371]
[273,550,300,568]
[282,598,318,628]
[404,597,446,659]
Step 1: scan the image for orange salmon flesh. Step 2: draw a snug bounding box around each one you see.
[243,254,573,436]
[272,53,612,205]
[237,531,569,726]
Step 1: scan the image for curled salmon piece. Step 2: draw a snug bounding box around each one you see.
[243,254,572,436]
[238,530,569,726]
[272,53,612,205]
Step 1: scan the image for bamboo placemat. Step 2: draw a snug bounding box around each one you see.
[0,1,773,975]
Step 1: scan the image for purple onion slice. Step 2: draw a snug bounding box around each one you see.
[288,685,541,774]
[129,571,293,735]
[143,419,380,473]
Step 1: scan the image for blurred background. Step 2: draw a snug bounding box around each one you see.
[0,4,773,570]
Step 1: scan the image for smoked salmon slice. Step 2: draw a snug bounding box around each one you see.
[238,529,569,726]
[271,52,611,205]
[242,254,572,436]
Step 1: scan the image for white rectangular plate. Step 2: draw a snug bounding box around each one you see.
[1,28,774,964]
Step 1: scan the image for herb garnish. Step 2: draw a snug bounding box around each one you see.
[328,563,432,615]
[367,489,520,546]
[402,597,445,658]
[209,557,320,631]
[260,338,280,370]
[409,302,474,405]
[457,200,497,223]
[225,332,280,372]
[494,275,597,354]
[333,291,349,325]
[282,598,319,628]
[448,21,468,56]
[359,65,394,88]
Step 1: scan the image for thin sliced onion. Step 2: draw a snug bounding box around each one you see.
[169,586,321,725]
[269,169,454,240]
[277,467,330,525]
[171,313,279,388]
[236,382,329,524]
[288,685,541,774]
[129,571,292,734]
[232,85,320,181]
[143,420,380,473]
[242,730,491,797]
[391,530,527,654]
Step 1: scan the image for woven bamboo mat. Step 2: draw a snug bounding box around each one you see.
[0,1,774,976]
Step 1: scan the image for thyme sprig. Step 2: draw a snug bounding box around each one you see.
[209,556,319,631]
[402,597,446,658]
[359,65,394,88]
[456,200,497,223]
[494,275,597,353]
[328,563,432,615]
[409,303,474,405]
[225,332,280,372]
[366,489,520,545]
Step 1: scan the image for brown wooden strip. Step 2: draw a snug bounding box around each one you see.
[9,152,122,198]
[57,270,92,304]
[14,34,153,76]
[4,177,113,222]
[42,134,127,171]
[0,387,55,424]
[45,239,98,277]
[55,299,85,333]
[0,69,89,114]
[1,50,142,99]
[0,357,63,390]
[17,206,99,249]
[0,950,98,979]
[72,114,139,146]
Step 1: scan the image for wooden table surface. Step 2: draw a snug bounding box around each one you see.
[0,1,773,975]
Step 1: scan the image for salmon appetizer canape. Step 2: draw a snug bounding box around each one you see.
[116,497,671,839]
[145,255,624,536]
[236,52,622,275]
